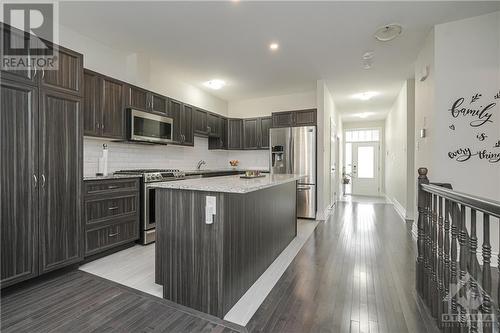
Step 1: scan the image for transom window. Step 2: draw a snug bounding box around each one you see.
[345,129,380,142]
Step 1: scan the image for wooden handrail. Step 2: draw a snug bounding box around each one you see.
[421,184,500,218]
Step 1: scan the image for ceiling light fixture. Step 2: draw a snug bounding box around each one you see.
[374,23,403,42]
[204,79,226,90]
[352,91,379,101]
[269,42,279,51]
[357,112,372,119]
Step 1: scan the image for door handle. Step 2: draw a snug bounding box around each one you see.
[108,232,119,237]
[107,185,119,189]
[40,174,46,188]
[108,206,119,210]
[41,69,45,80]
[33,174,38,188]
[297,186,311,191]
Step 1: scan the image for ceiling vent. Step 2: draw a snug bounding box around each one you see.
[374,24,403,42]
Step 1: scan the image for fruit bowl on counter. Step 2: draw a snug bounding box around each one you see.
[229,160,239,169]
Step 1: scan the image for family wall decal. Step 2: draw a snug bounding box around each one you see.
[447,90,499,164]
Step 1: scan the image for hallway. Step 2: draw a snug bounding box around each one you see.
[246,201,439,333]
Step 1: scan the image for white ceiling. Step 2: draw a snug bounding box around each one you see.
[60,1,499,120]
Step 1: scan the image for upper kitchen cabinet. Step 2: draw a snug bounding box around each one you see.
[208,117,227,150]
[193,108,208,136]
[0,25,37,85]
[126,85,149,111]
[207,112,221,137]
[168,99,194,146]
[227,118,243,150]
[1,79,39,288]
[38,89,83,274]
[259,117,272,149]
[294,109,317,126]
[168,99,182,142]
[151,93,168,114]
[271,109,317,127]
[180,104,194,146]
[83,69,125,140]
[39,44,84,97]
[243,118,259,150]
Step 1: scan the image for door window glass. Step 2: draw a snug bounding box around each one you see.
[357,146,374,178]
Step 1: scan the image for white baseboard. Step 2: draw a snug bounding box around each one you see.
[316,204,335,221]
[385,195,407,221]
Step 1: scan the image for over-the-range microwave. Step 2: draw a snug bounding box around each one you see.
[128,109,173,144]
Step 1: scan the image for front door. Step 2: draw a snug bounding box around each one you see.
[351,142,379,196]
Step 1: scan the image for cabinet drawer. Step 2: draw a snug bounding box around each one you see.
[85,194,138,224]
[84,178,139,196]
[85,220,139,255]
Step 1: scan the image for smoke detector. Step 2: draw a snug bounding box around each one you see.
[374,24,403,42]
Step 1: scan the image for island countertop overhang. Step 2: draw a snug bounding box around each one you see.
[151,174,303,194]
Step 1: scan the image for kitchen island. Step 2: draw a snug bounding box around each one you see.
[154,174,301,318]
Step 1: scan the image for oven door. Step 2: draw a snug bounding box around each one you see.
[129,109,173,144]
[144,183,157,231]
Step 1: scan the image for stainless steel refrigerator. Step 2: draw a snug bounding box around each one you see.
[270,126,316,219]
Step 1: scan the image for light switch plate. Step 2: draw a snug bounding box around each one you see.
[205,196,216,224]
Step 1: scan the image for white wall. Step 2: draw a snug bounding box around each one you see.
[385,79,416,220]
[316,80,342,220]
[227,91,316,118]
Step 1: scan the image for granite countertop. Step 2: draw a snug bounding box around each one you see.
[151,174,303,194]
[83,174,142,181]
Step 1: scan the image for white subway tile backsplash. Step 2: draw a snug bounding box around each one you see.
[83,136,268,177]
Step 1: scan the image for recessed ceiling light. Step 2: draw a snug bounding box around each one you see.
[374,24,403,42]
[357,112,373,118]
[269,42,279,51]
[352,91,379,101]
[204,79,226,90]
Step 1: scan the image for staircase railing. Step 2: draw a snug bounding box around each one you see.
[416,167,500,332]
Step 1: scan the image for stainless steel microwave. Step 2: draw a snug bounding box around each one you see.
[128,109,173,144]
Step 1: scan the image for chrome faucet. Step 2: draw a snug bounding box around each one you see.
[196,160,206,170]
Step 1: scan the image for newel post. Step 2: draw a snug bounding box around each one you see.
[417,167,429,297]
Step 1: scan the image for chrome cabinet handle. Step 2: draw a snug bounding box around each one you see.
[33,174,38,188]
[41,174,46,188]
[108,206,119,210]
[108,232,119,237]
[107,185,119,189]
[42,69,45,79]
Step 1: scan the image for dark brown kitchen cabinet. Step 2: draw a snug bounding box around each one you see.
[168,99,182,142]
[84,178,139,257]
[0,24,37,85]
[227,118,243,150]
[151,93,168,114]
[207,113,222,137]
[180,104,194,146]
[39,44,84,97]
[83,69,125,139]
[259,117,272,149]
[126,85,149,111]
[193,108,208,136]
[208,117,228,150]
[39,89,83,274]
[294,109,317,126]
[1,79,39,288]
[243,118,259,149]
[272,109,317,127]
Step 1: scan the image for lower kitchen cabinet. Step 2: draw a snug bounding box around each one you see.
[83,178,140,257]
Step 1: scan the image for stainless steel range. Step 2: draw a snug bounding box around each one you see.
[114,169,185,244]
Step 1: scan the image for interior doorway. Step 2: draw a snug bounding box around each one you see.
[343,128,381,197]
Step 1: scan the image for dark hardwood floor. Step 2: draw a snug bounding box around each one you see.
[1,200,439,333]
[0,270,245,333]
[246,201,439,333]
